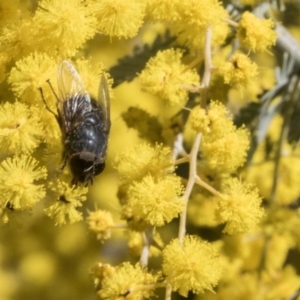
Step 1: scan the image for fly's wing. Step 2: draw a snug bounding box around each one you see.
[57,60,92,131]
[97,74,111,133]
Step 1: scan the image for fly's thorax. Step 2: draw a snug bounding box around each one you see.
[66,111,108,156]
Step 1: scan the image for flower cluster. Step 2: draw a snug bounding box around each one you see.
[86,210,115,241]
[0,155,47,222]
[91,262,159,300]
[216,178,264,234]
[95,0,146,39]
[238,11,277,53]
[115,143,184,227]
[147,0,230,51]
[192,101,250,174]
[115,143,175,184]
[0,102,44,155]
[45,180,88,226]
[219,53,258,88]
[190,107,211,134]
[33,0,98,57]
[162,235,222,296]
[8,52,57,106]
[139,49,200,105]
[127,175,184,226]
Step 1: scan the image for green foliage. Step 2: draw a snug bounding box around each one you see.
[121,107,164,144]
[109,31,177,87]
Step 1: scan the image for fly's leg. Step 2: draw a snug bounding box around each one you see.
[39,87,57,117]
[60,151,68,171]
[46,79,60,102]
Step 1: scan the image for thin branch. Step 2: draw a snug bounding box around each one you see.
[178,133,202,243]
[276,24,300,65]
[270,76,300,204]
[285,289,300,300]
[179,84,201,93]
[113,224,128,229]
[223,17,239,27]
[172,133,188,160]
[177,28,213,242]
[195,175,219,196]
[185,55,203,71]
[140,230,150,267]
[174,155,190,165]
[165,283,172,300]
[179,26,213,101]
